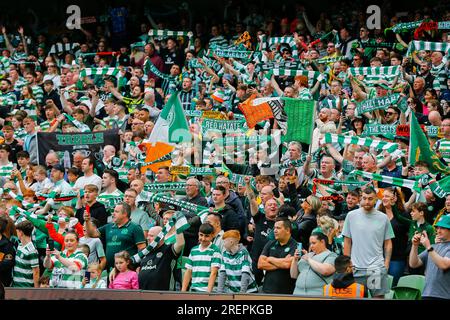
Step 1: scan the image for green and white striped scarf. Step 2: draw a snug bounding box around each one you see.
[261,35,299,58]
[79,68,120,78]
[213,135,272,146]
[348,66,400,77]
[272,69,323,83]
[48,42,80,55]
[321,133,399,153]
[406,40,450,56]
[148,29,194,50]
[0,99,33,107]
[351,170,421,192]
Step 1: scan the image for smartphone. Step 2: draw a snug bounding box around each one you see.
[297,243,303,256]
[401,157,407,167]
[85,271,91,283]
[47,238,55,251]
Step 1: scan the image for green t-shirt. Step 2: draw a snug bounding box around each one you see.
[98,220,146,270]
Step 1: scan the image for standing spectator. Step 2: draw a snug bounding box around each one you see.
[0,215,15,287]
[108,251,139,290]
[217,230,258,293]
[342,187,395,298]
[75,184,108,227]
[43,231,88,289]
[84,202,146,271]
[291,231,337,296]
[205,212,225,252]
[211,185,241,233]
[409,215,450,300]
[22,117,38,164]
[73,156,103,192]
[182,223,221,293]
[123,188,154,238]
[137,224,185,291]
[258,217,297,294]
[12,220,39,287]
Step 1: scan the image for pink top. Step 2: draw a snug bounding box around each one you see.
[108,271,139,290]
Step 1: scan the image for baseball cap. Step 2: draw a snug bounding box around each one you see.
[435,214,450,229]
[51,163,65,173]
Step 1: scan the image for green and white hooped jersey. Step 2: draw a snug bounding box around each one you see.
[12,241,39,287]
[186,243,222,293]
[50,249,88,289]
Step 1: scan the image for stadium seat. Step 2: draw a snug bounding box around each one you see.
[392,287,421,300]
[387,275,394,290]
[396,275,426,294]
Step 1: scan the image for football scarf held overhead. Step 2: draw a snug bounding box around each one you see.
[79,68,120,78]
[351,170,421,192]
[356,93,401,114]
[406,40,450,57]
[206,46,254,59]
[143,182,187,192]
[363,124,398,136]
[321,133,399,153]
[201,118,247,134]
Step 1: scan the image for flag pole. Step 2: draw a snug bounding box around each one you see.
[308,101,318,156]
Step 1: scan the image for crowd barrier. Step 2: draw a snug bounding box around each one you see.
[5,288,331,300]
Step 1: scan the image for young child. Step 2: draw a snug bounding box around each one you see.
[83,263,107,289]
[12,220,40,287]
[108,251,139,290]
[30,165,52,193]
[182,223,222,293]
[217,230,257,293]
[395,202,436,253]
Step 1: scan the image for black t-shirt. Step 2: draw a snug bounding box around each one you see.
[261,237,297,294]
[250,211,275,264]
[4,140,23,163]
[389,214,409,260]
[160,48,184,74]
[76,201,108,227]
[0,236,15,287]
[138,243,179,290]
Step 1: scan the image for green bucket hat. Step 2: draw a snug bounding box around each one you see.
[435,214,450,229]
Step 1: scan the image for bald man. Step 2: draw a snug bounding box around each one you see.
[428,110,442,126]
[137,224,185,291]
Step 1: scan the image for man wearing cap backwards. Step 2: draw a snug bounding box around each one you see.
[409,215,450,300]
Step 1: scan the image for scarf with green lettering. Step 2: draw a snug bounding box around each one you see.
[143,58,179,82]
[351,170,421,192]
[187,165,217,176]
[321,133,399,154]
[386,21,424,34]
[148,193,210,219]
[356,93,401,114]
[206,45,254,60]
[143,182,187,192]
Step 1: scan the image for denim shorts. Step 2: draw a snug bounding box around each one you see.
[354,267,389,297]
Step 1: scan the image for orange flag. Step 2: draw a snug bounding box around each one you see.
[238,94,274,128]
[138,142,175,174]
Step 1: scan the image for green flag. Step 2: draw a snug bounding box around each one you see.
[409,112,450,174]
[284,99,315,144]
[148,92,191,144]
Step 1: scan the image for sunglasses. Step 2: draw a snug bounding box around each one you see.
[385,112,396,116]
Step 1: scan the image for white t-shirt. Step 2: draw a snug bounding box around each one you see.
[73,174,102,191]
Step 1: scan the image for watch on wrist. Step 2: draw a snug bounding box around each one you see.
[427,247,434,253]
